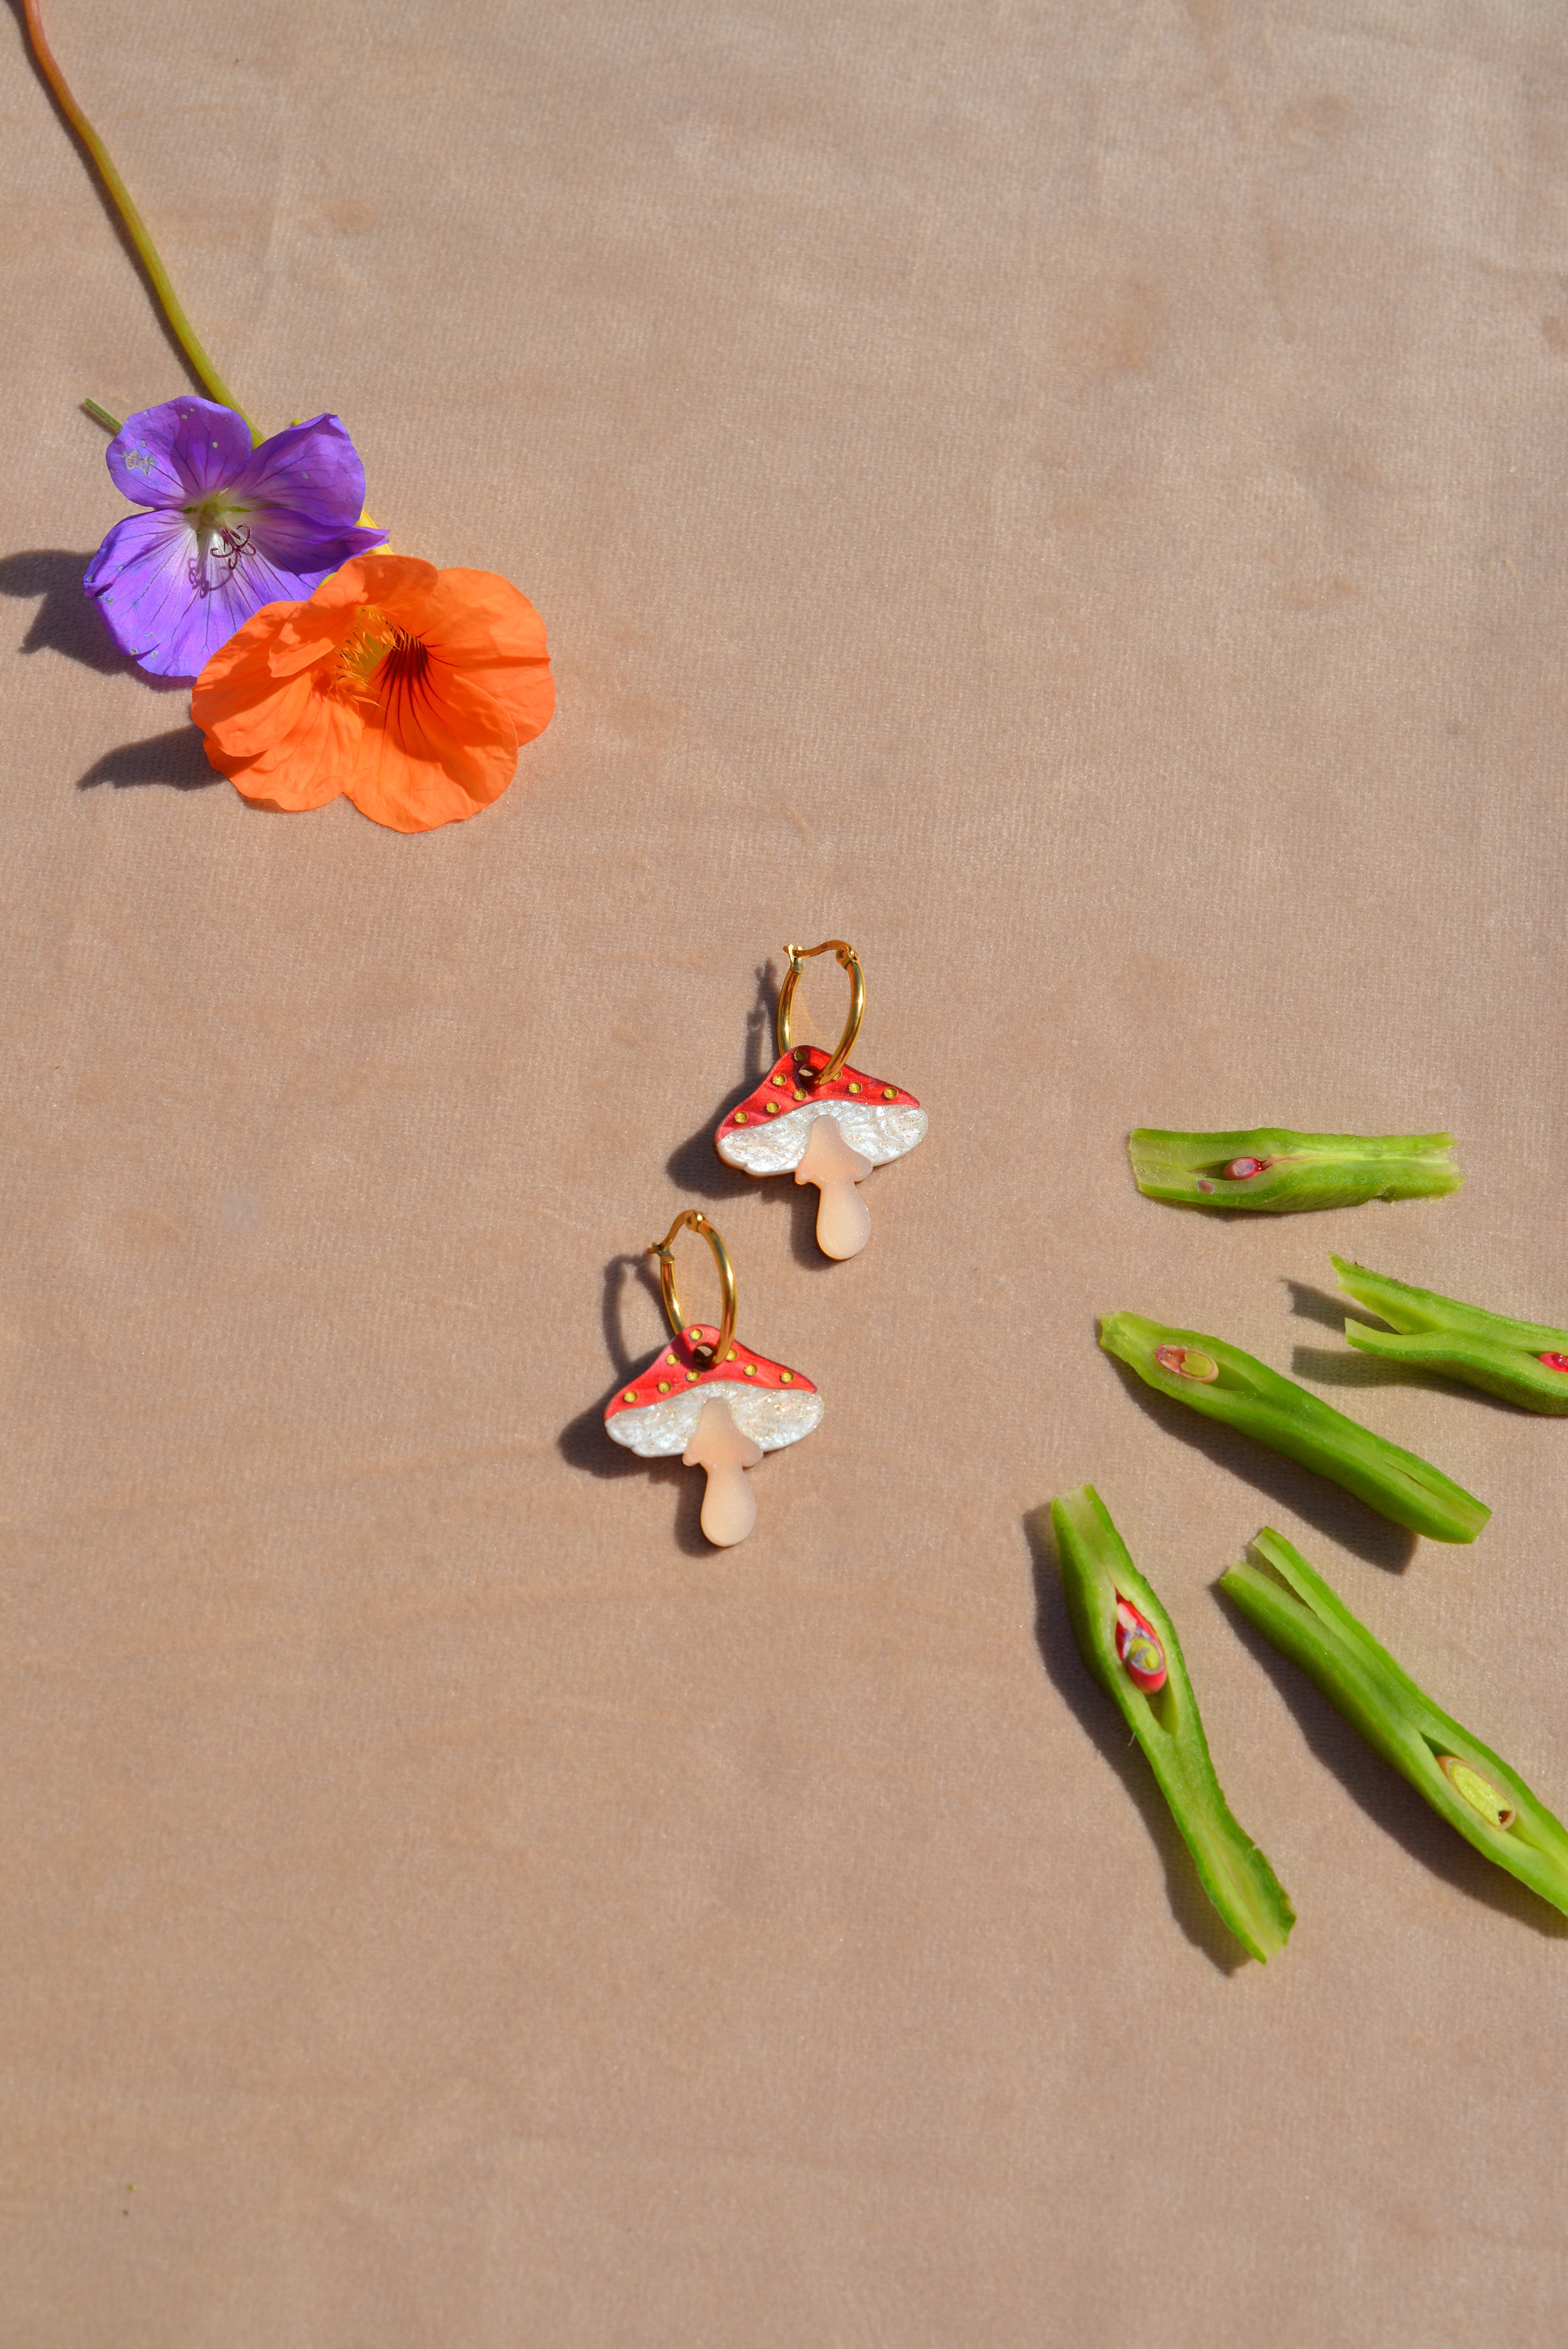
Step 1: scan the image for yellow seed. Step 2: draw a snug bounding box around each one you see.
[1438,1755,1517,1829]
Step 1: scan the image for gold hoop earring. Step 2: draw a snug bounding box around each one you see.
[715,942,928,1260]
[604,1211,822,1548]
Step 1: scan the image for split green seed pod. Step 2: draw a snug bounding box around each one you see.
[1220,1529,1568,1919]
[1100,1311,1489,1544]
[1126,1129,1462,1214]
[1333,1257,1568,1415]
[1051,1484,1295,1963]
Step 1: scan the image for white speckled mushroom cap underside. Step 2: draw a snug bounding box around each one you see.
[604,1325,823,1459]
[715,1047,927,1177]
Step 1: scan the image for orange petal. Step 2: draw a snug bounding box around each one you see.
[415,568,555,745]
[194,611,361,810]
[314,552,439,616]
[347,663,518,833]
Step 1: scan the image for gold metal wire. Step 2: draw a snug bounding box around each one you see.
[648,1211,737,1369]
[777,941,863,1087]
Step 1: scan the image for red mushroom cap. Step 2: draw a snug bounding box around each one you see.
[604,1325,816,1424]
[716,1048,920,1149]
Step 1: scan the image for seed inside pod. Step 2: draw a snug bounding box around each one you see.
[1224,1156,1268,1181]
[1115,1596,1168,1693]
[1154,1344,1220,1382]
[1539,1354,1568,1374]
[1437,1754,1517,1830]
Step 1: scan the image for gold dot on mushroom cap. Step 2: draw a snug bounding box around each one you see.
[725,1347,738,1362]
[766,1101,779,1114]
[665,1352,676,1366]
[623,1389,637,1404]
[772,1073,786,1087]
[847,1081,861,1094]
[657,1380,670,1393]
[882,1087,896,1099]
[780,1371,793,1383]
[733,1111,748,1124]
[686,1371,698,1383]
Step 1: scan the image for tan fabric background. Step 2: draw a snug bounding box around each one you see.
[4,1,1567,2340]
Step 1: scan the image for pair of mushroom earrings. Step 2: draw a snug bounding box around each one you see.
[604,941,928,1547]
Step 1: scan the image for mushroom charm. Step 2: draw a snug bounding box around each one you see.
[605,1213,822,1548]
[715,942,927,1260]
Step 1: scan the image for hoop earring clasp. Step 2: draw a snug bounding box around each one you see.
[777,939,864,1088]
[648,1210,738,1369]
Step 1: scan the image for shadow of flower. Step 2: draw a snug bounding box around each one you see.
[0,548,187,688]
[75,727,218,792]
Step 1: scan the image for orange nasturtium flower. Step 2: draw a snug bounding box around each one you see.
[191,553,553,832]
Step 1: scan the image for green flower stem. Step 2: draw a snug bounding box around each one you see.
[22,0,255,437]
[1334,1257,1568,1415]
[1221,1528,1568,1919]
[1100,1311,1489,1543]
[1127,1128,1462,1214]
[1052,1484,1294,1961]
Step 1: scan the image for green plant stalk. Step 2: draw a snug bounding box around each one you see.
[1051,1484,1293,1961]
[1099,1312,1489,1543]
[23,0,255,437]
[1333,1257,1568,1416]
[1127,1129,1462,1214]
[1221,1528,1568,1919]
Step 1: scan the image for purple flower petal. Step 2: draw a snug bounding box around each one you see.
[247,510,387,571]
[229,415,371,528]
[106,398,254,509]
[92,398,386,676]
[84,509,200,668]
[84,506,388,678]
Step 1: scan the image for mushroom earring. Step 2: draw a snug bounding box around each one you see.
[714,941,928,1260]
[604,1211,823,1548]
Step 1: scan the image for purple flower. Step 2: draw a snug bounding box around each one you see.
[84,398,388,679]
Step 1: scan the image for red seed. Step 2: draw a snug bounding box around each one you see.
[1155,1344,1220,1382]
[1115,1596,1168,1693]
[1224,1156,1266,1180]
[1539,1354,1568,1374]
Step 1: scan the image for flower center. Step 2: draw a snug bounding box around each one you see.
[181,491,256,590]
[336,607,430,703]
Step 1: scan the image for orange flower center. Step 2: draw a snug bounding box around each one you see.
[335,607,430,705]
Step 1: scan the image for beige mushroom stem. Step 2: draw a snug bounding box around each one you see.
[683,1395,765,1547]
[794,1114,874,1259]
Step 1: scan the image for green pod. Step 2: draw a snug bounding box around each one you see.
[1099,1311,1489,1544]
[1052,1484,1294,1962]
[1127,1128,1462,1214]
[1334,1256,1568,1416]
[1221,1528,1568,1920]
